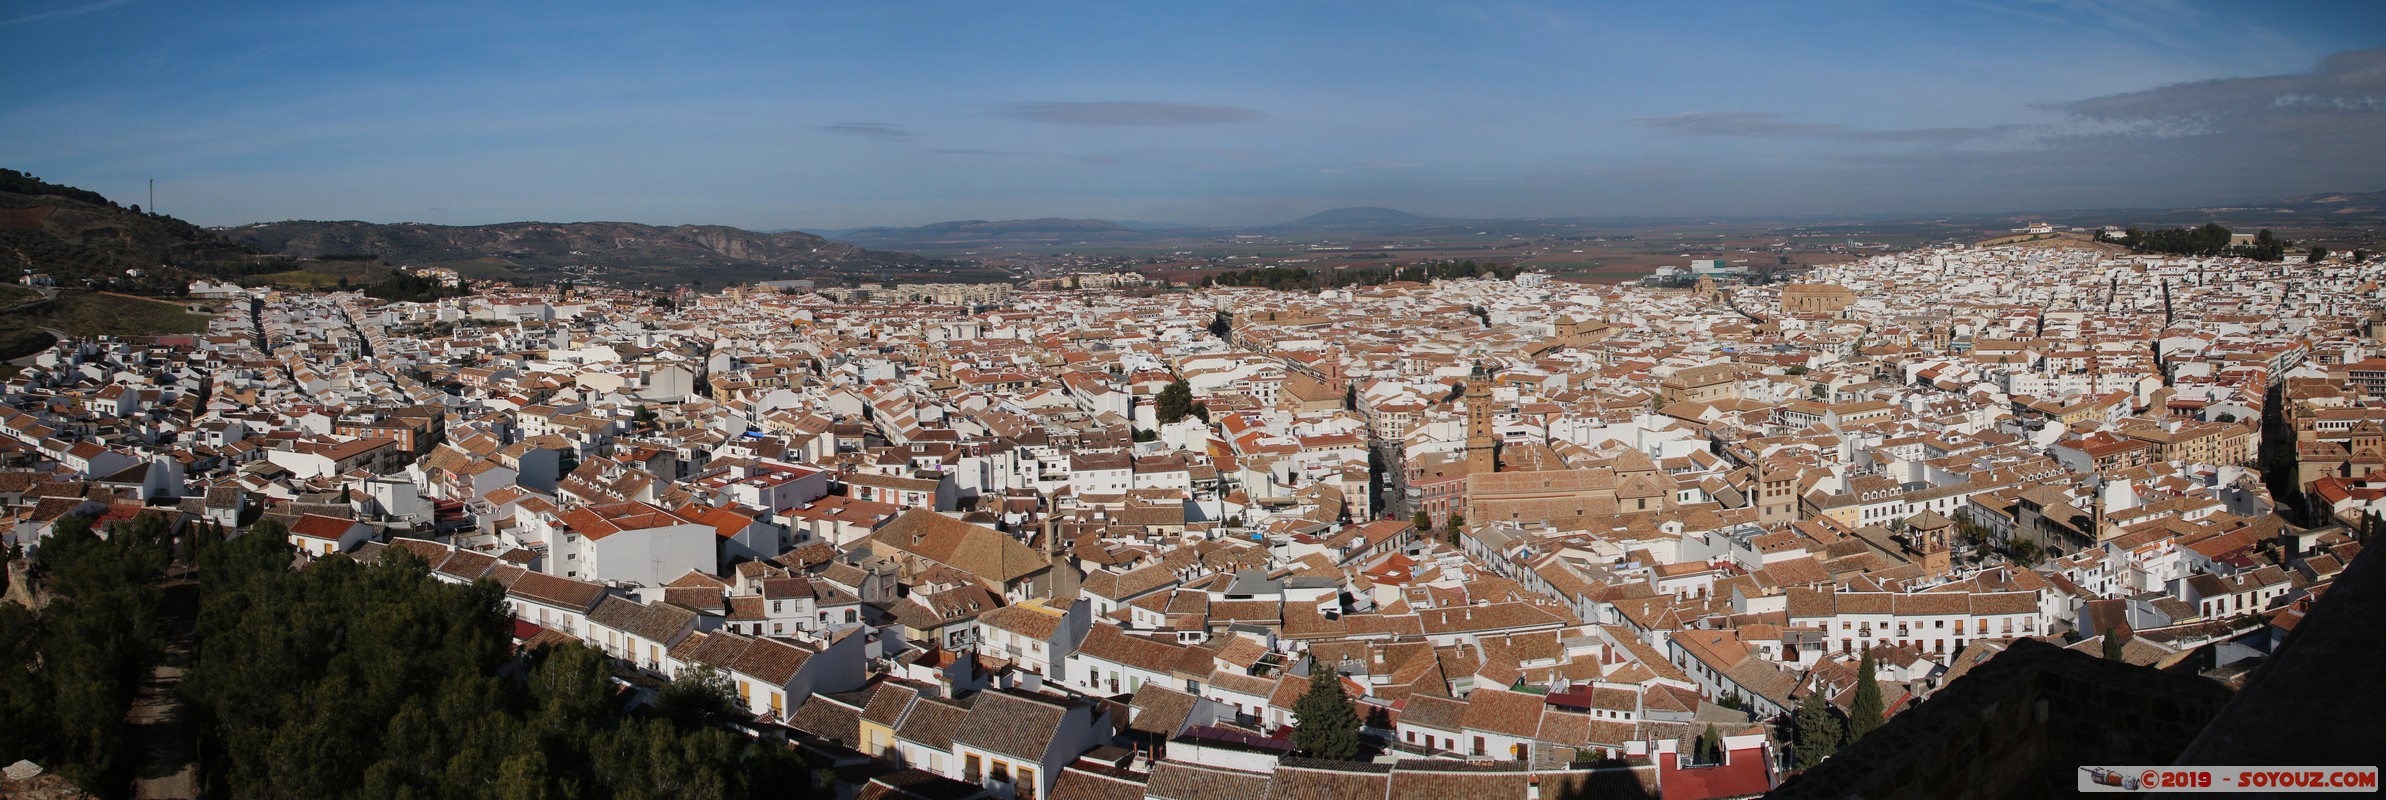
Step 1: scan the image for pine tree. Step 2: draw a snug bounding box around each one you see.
[2102,628,2128,662]
[1698,723,1722,764]
[1288,666,1361,761]
[1792,690,1841,769]
[1847,651,1884,743]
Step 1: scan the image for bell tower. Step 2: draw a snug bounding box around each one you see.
[1465,361,1498,475]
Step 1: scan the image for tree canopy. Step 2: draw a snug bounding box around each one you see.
[0,511,173,793]
[1846,651,1884,744]
[2106,224,2288,261]
[1155,379,1196,425]
[1288,666,1361,761]
[1791,689,1841,770]
[184,522,811,799]
[365,271,473,303]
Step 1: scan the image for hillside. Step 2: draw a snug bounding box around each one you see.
[0,169,289,292]
[223,219,986,287]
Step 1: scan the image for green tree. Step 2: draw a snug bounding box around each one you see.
[1288,666,1361,761]
[1847,650,1884,744]
[1792,689,1841,769]
[2310,246,2332,263]
[181,521,812,800]
[1412,510,1433,533]
[2102,628,2128,662]
[1155,379,1195,425]
[654,664,742,731]
[0,510,173,791]
[1697,723,1722,764]
[2008,538,2045,567]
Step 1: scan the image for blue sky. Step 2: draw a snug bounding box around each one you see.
[5,0,2384,229]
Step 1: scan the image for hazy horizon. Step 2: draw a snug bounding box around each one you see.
[6,0,2384,230]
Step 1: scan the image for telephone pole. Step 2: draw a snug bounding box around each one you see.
[148,178,154,213]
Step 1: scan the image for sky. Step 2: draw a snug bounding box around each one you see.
[4,0,2385,230]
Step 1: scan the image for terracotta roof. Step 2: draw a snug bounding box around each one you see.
[507,571,607,611]
[1146,761,1271,800]
[1459,688,1547,739]
[893,695,970,750]
[870,509,1050,585]
[287,512,358,540]
[951,689,1075,762]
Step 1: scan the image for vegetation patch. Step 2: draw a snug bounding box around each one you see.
[185,524,812,799]
[34,291,212,338]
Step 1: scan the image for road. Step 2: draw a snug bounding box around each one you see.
[3,288,69,368]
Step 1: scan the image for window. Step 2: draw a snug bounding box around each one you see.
[1016,767,1036,800]
[964,754,981,783]
[1473,736,1486,756]
[773,601,783,614]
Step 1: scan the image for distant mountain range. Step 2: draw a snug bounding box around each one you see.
[225,219,910,268]
[813,192,2386,251]
[2037,189,2386,228]
[13,161,2381,293]
[818,206,1457,248]
[816,217,1155,246]
[220,219,970,286]
[1271,206,1441,230]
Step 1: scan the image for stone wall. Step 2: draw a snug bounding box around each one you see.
[1768,638,2232,799]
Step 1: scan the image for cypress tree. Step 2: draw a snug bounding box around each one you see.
[1847,651,1884,743]
[1289,666,1361,761]
[2102,628,2128,662]
[1792,689,1841,769]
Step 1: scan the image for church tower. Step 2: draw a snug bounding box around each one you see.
[1464,361,1498,475]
